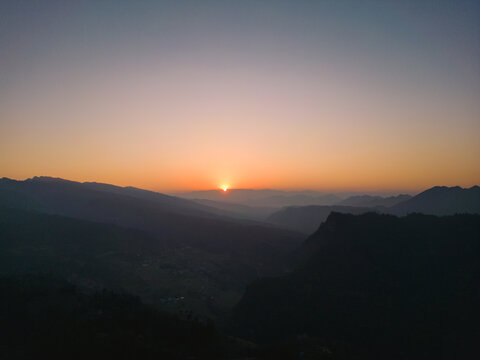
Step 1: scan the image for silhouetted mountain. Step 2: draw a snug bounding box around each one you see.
[0,178,303,319]
[0,177,301,255]
[232,212,480,359]
[0,176,222,219]
[178,189,341,207]
[339,194,411,208]
[389,185,480,215]
[266,205,373,234]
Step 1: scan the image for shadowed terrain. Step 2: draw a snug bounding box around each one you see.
[2,178,480,359]
[0,275,255,360]
[0,177,303,321]
[232,212,480,359]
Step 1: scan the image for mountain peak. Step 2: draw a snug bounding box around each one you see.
[26,176,74,184]
[390,185,480,215]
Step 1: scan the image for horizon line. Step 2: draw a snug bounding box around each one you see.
[3,175,480,197]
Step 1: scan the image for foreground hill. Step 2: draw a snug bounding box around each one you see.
[389,185,480,215]
[232,212,480,359]
[266,205,373,234]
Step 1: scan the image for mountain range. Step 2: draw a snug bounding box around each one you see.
[263,185,480,233]
[0,177,303,319]
[1,176,480,358]
[389,185,480,215]
[177,189,342,208]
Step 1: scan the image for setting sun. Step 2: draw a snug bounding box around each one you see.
[221,185,229,192]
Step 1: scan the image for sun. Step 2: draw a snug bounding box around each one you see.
[220,185,229,192]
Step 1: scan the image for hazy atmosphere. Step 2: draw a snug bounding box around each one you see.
[1,0,479,192]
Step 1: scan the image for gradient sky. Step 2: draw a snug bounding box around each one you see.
[1,0,479,192]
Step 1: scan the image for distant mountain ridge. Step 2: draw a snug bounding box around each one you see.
[177,189,341,207]
[389,185,480,215]
[192,198,275,220]
[263,185,479,234]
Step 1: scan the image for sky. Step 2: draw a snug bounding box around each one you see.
[1,0,479,192]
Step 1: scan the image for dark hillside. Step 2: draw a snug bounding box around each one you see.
[232,212,480,359]
[0,206,298,320]
[0,275,253,360]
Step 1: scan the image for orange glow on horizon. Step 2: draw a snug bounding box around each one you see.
[1,1,479,197]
